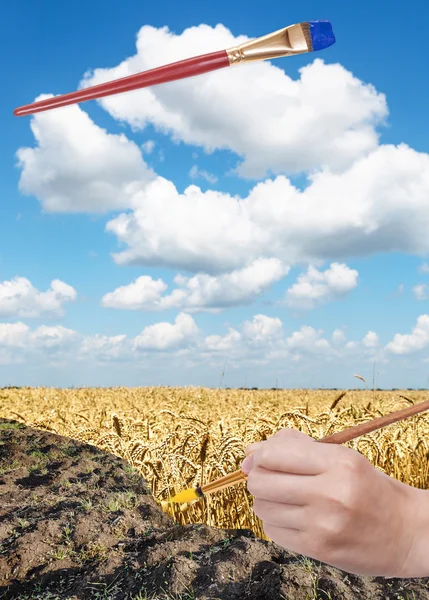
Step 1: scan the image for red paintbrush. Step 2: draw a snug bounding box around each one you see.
[14,21,335,117]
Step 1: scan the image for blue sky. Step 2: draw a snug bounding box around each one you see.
[1,0,429,388]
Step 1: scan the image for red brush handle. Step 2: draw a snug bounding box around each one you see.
[14,49,230,117]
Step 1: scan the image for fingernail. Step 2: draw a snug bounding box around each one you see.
[241,453,254,474]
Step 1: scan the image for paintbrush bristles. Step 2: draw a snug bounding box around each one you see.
[168,488,200,503]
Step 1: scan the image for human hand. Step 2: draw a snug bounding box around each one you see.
[240,428,424,578]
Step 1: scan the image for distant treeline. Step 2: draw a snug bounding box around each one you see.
[228,387,428,392]
[0,385,428,392]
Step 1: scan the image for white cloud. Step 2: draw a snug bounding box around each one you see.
[203,328,241,352]
[0,277,77,318]
[202,314,284,359]
[413,284,429,300]
[0,322,30,347]
[202,316,333,364]
[419,262,429,274]
[386,315,429,355]
[16,98,155,213]
[285,263,358,309]
[167,259,288,311]
[242,314,283,342]
[101,276,168,310]
[106,143,429,274]
[0,314,411,381]
[189,165,218,184]
[0,315,199,364]
[332,329,346,345]
[274,325,380,363]
[363,331,379,348]
[0,314,373,367]
[81,24,387,178]
[285,325,331,353]
[0,322,79,366]
[141,140,155,154]
[101,259,288,312]
[79,334,129,362]
[30,325,78,349]
[134,313,199,350]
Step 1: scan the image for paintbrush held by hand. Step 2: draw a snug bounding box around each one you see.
[168,398,429,504]
[14,21,335,117]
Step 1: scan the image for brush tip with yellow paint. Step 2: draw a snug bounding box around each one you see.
[168,486,204,504]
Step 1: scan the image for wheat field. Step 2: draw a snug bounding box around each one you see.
[1,387,429,542]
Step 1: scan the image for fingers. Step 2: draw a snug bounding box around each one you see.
[246,468,316,504]
[252,498,308,530]
[244,428,313,456]
[251,436,336,476]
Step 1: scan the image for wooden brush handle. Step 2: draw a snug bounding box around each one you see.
[201,398,429,495]
[14,50,230,117]
[319,398,429,445]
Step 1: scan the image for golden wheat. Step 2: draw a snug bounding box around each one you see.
[1,387,429,541]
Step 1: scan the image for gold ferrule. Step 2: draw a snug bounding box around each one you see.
[201,469,247,495]
[226,23,309,65]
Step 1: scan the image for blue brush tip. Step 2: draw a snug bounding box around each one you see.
[309,21,336,52]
